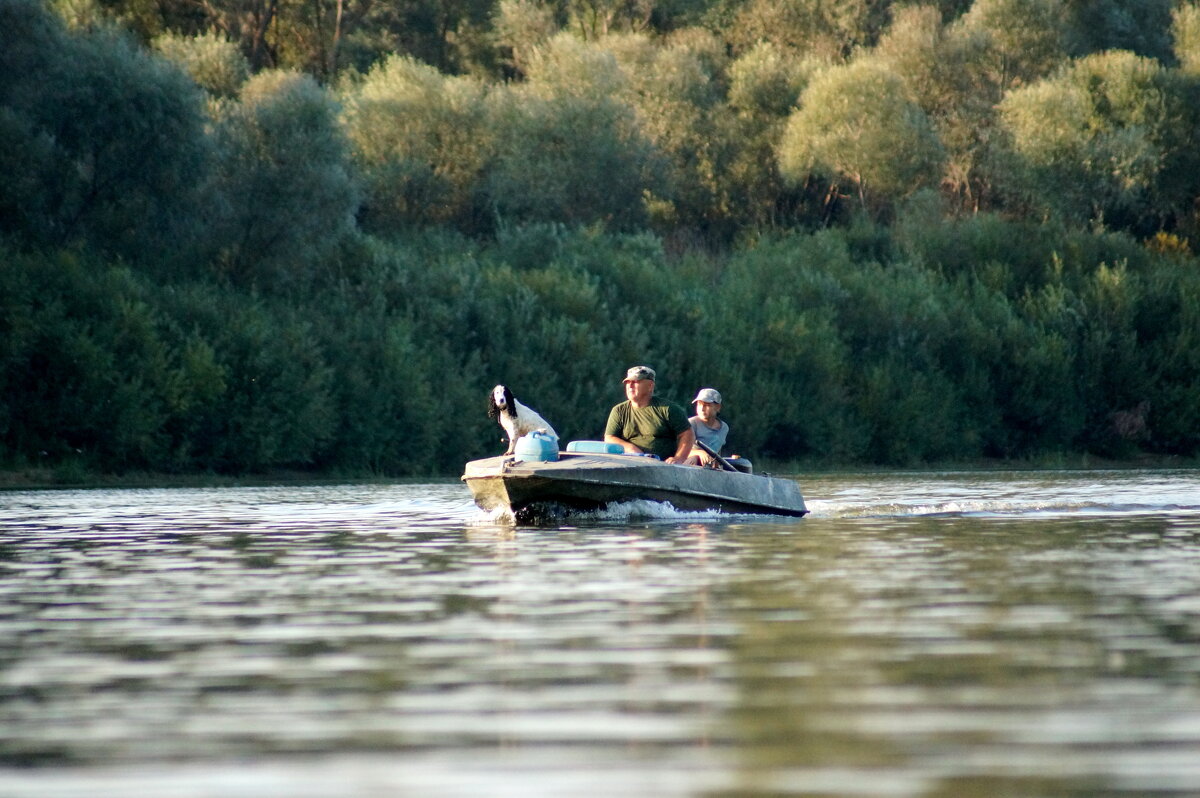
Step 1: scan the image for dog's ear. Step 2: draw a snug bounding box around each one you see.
[487,392,498,419]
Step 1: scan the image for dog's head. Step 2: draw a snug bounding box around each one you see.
[488,385,514,419]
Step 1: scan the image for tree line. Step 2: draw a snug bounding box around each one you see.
[2,0,1199,478]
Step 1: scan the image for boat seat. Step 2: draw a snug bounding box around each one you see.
[566,440,624,454]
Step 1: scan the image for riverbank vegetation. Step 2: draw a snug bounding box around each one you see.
[3,0,1200,479]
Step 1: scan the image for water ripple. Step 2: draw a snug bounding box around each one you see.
[1,473,1199,796]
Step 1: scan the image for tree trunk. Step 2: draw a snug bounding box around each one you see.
[329,0,344,76]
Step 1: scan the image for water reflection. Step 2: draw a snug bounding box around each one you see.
[723,513,1200,797]
[0,473,1198,796]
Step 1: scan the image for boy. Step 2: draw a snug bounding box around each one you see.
[687,388,728,467]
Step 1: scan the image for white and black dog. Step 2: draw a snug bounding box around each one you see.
[488,385,559,455]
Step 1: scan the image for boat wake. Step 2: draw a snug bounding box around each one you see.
[792,469,1200,521]
[473,496,1200,525]
[809,498,1200,519]
[592,499,760,522]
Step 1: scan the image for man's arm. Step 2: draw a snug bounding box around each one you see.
[665,426,695,465]
[605,433,643,454]
[604,404,642,454]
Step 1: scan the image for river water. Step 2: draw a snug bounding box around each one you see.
[1,469,1199,797]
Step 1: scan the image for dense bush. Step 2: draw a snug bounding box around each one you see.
[4,214,1200,476]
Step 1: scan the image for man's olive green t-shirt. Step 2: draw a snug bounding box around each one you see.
[605,400,690,459]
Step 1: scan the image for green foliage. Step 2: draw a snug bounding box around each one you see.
[342,55,492,233]
[211,70,359,285]
[1138,261,1200,453]
[727,41,813,117]
[188,295,336,470]
[603,31,733,236]
[486,82,663,229]
[1174,2,1200,74]
[955,0,1067,88]
[154,31,249,98]
[6,218,1200,476]
[520,31,628,97]
[779,59,945,211]
[563,0,656,39]
[722,0,892,60]
[0,0,213,269]
[491,0,560,76]
[997,51,1200,234]
[690,236,857,460]
[873,6,1005,211]
[1062,0,1175,62]
[1,249,199,470]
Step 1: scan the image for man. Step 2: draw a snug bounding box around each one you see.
[604,366,695,464]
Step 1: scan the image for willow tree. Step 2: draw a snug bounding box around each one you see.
[154,31,250,99]
[723,41,824,230]
[0,1,213,270]
[491,0,560,77]
[342,55,492,234]
[944,0,1066,211]
[778,59,945,215]
[485,89,663,229]
[874,1,1068,213]
[211,70,359,285]
[564,0,656,39]
[996,50,1200,235]
[722,0,891,61]
[1062,0,1175,61]
[1173,2,1200,75]
[484,33,666,230]
[603,30,735,237]
[874,5,977,207]
[954,0,1067,90]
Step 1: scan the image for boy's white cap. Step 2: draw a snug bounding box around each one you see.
[692,388,722,404]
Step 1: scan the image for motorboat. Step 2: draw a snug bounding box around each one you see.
[462,437,808,522]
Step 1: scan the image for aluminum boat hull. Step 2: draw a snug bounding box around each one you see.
[462,451,807,521]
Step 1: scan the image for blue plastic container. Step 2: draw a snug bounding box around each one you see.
[566,440,624,454]
[513,431,560,462]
